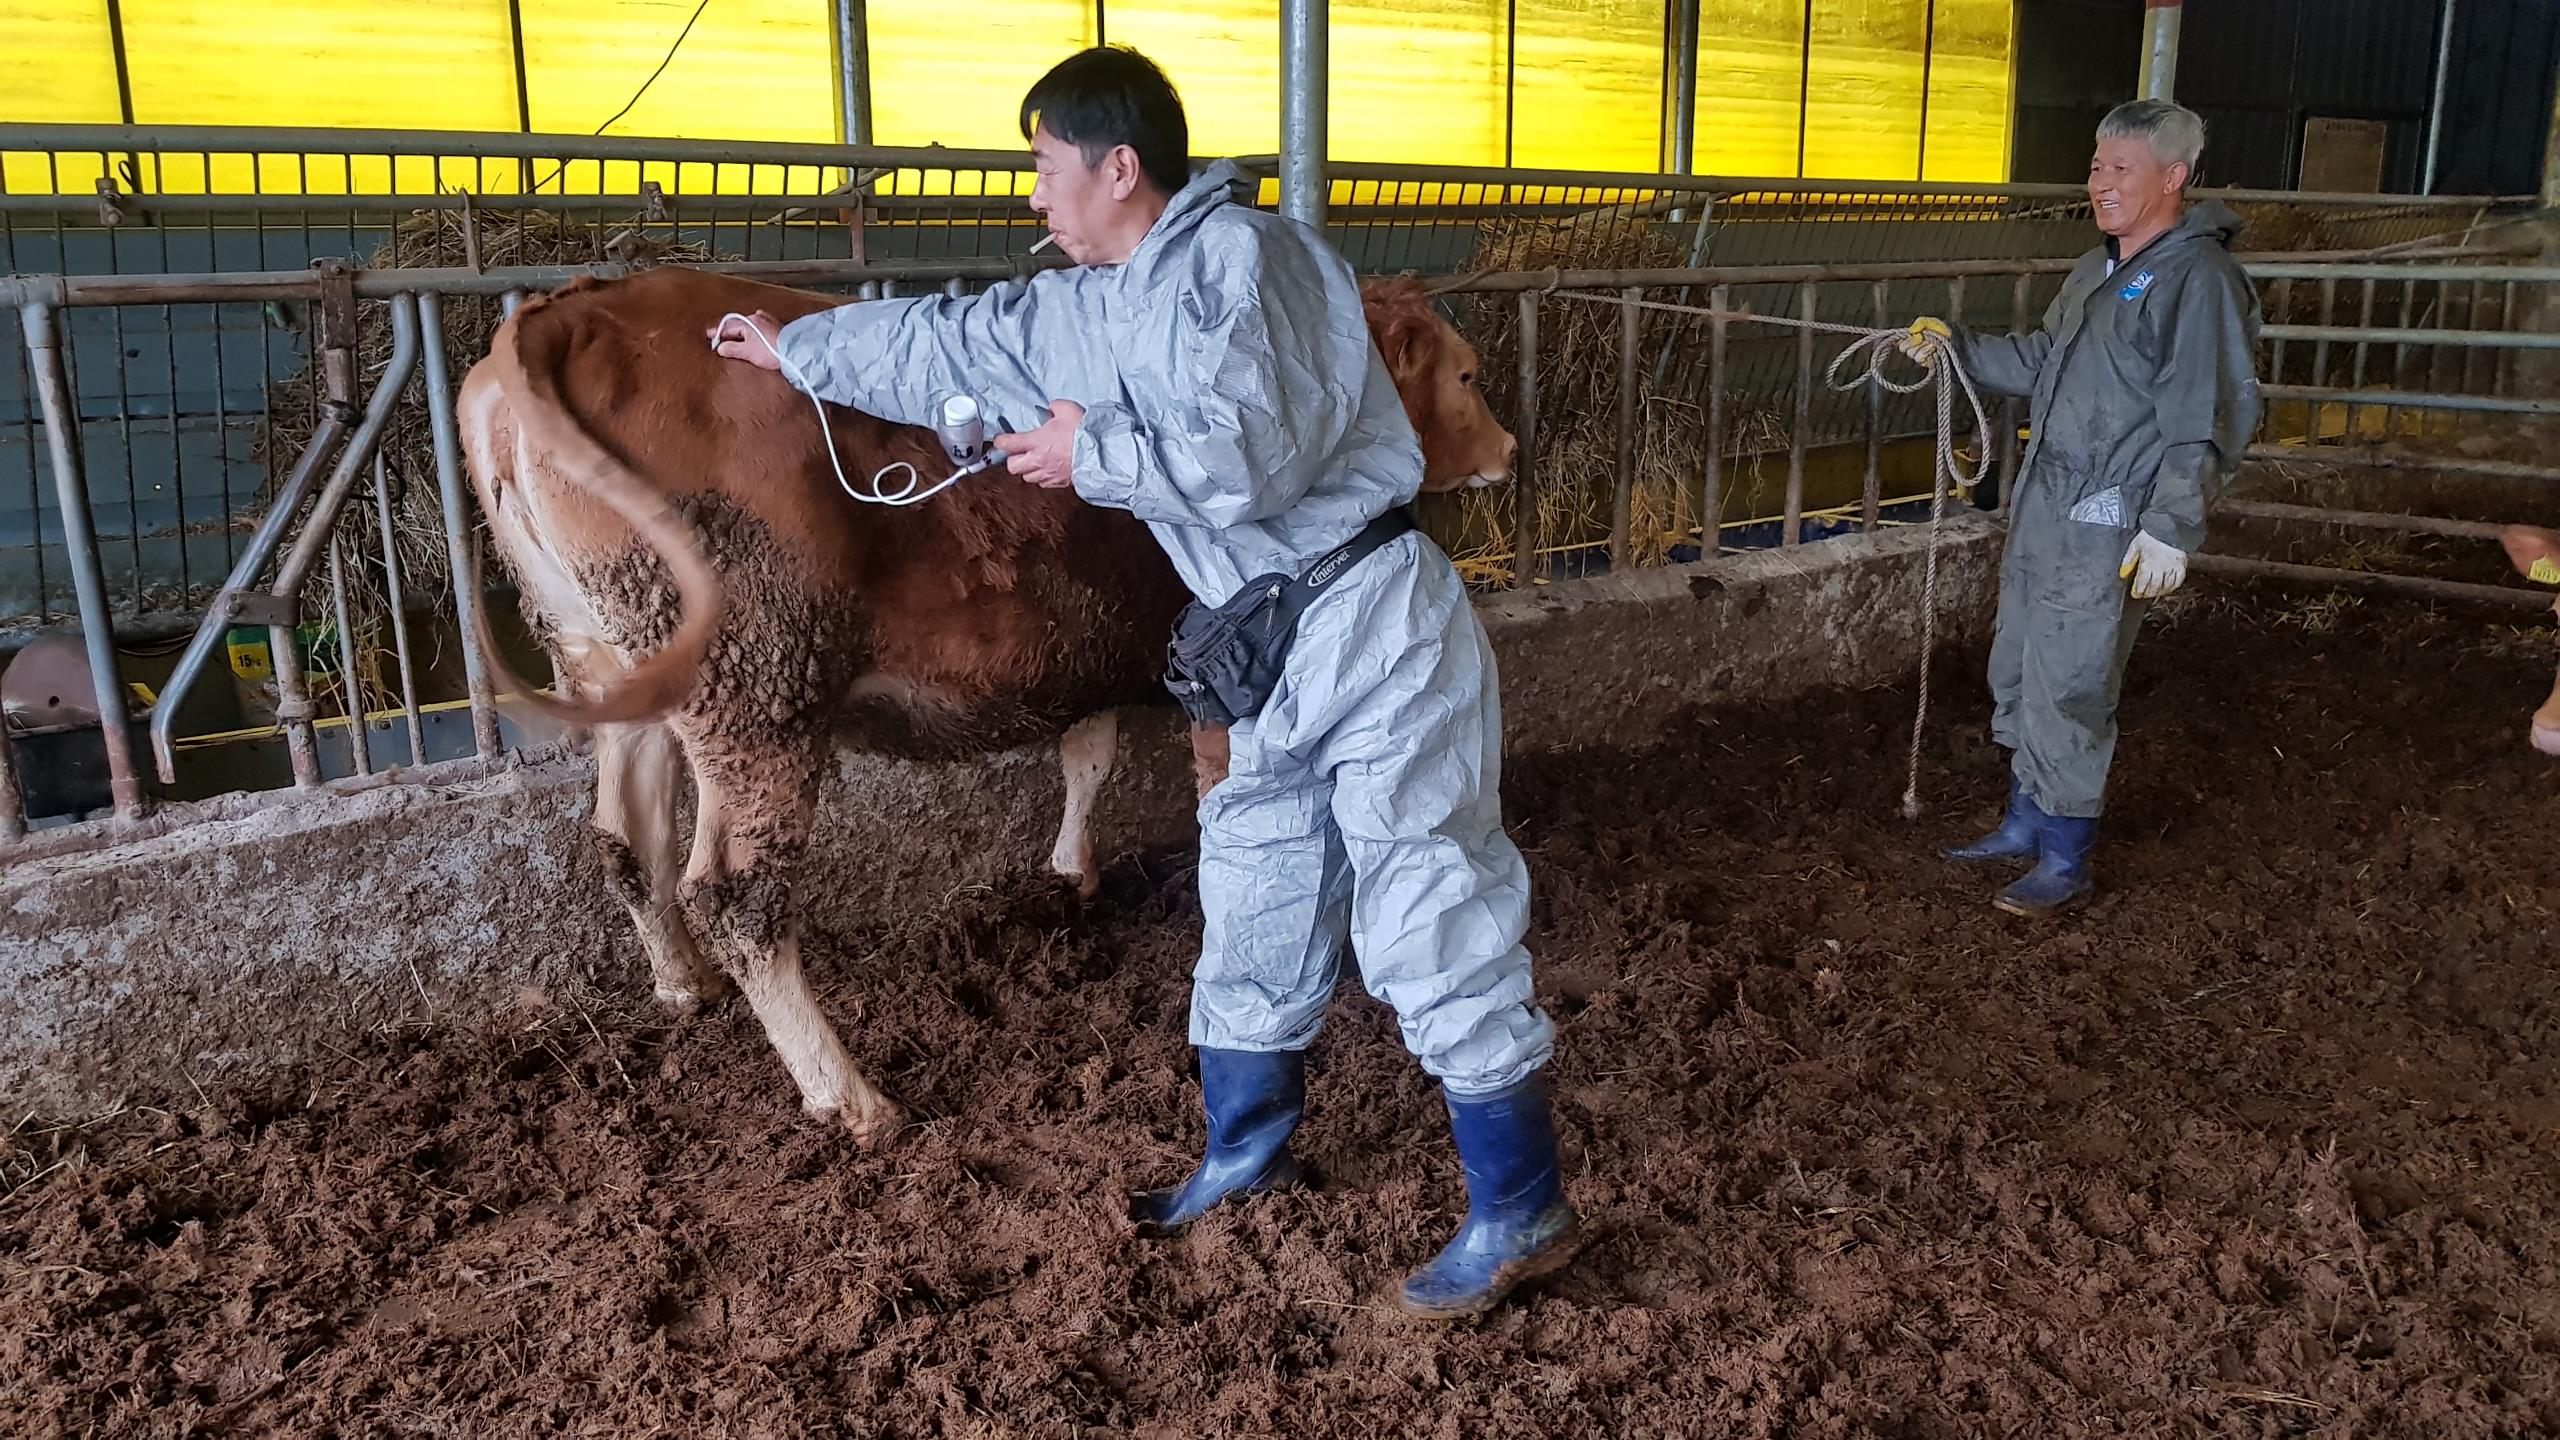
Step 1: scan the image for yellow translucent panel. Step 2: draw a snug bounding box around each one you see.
[520,0,835,145]
[1802,0,1928,180]
[1512,0,1662,172]
[0,0,122,194]
[1109,0,1282,159]
[1693,0,1808,177]
[1330,0,1507,166]
[869,0,1094,151]
[120,0,521,192]
[1922,0,2013,183]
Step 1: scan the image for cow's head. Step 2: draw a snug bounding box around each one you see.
[2500,524,2560,756]
[1363,278,1516,493]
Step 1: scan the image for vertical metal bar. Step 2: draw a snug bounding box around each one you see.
[1865,278,1887,530]
[418,294,502,757]
[1512,293,1539,589]
[1794,0,1813,178]
[327,534,370,778]
[2348,278,2376,439]
[1612,288,1640,571]
[1667,0,1701,179]
[270,613,323,787]
[2313,277,2337,437]
[1786,282,1813,546]
[156,215,186,603]
[2269,276,2294,434]
[371,451,427,767]
[2422,0,2460,194]
[107,303,141,611]
[1281,0,1328,230]
[1703,286,1727,558]
[1915,0,1938,179]
[23,304,146,819]
[2499,277,2520,399]
[12,340,48,624]
[2394,276,2419,428]
[507,0,535,139]
[209,296,234,575]
[2464,279,2492,395]
[2140,0,2184,102]
[1503,0,1519,168]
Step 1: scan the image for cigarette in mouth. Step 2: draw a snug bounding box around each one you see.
[1029,233,1058,254]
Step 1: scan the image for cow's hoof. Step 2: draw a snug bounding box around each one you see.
[808,1096,906,1151]
[653,979,729,1018]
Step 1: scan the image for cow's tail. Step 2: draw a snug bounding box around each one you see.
[472,291,724,728]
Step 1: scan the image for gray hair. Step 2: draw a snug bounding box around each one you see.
[2097,99,2207,184]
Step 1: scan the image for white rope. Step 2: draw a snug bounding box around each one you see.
[715,311,989,507]
[1548,289,1995,820]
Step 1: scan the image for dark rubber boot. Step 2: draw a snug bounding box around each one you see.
[1996,812,2097,917]
[1128,1047,1304,1233]
[1398,1073,1581,1319]
[1944,776,2042,863]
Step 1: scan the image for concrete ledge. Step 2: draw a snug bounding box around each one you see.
[0,515,2006,1112]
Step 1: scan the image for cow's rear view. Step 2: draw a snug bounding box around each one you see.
[460,267,1189,1146]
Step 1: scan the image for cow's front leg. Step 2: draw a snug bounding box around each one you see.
[590,720,727,1016]
[1048,708,1120,899]
[678,735,903,1148]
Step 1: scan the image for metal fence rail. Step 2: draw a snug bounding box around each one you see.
[0,243,2553,846]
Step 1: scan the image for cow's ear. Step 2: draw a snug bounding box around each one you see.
[1372,306,1433,384]
[2503,525,2560,585]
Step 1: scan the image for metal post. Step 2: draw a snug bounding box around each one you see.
[1703,286,1728,558]
[327,537,371,779]
[1785,283,1814,546]
[1667,0,1701,178]
[832,0,874,147]
[1865,279,1888,530]
[2138,0,2183,103]
[1281,0,1328,230]
[2421,0,2460,194]
[1613,288,1641,571]
[372,452,428,767]
[22,304,146,820]
[418,294,504,757]
[1512,294,1539,589]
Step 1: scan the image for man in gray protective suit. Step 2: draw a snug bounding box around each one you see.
[708,47,1577,1317]
[1905,98,2262,918]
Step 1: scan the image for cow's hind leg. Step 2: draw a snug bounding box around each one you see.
[679,735,903,1148]
[1048,708,1119,900]
[591,720,728,1016]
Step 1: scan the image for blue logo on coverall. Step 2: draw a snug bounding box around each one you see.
[2118,270,2156,301]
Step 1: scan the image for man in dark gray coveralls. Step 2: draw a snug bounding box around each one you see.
[1906,98,2263,917]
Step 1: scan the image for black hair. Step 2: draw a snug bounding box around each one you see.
[1019,46,1192,199]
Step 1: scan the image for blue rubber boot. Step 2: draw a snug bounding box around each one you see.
[1944,776,2042,863]
[1996,812,2098,917]
[1398,1073,1581,1319]
[1129,1048,1304,1232]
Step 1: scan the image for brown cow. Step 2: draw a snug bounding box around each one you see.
[2501,525,2560,756]
[458,264,1511,1146]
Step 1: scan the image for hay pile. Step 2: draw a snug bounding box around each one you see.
[1427,210,1790,584]
[256,207,724,653]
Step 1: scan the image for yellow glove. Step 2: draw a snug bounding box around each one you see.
[1900,316,1953,362]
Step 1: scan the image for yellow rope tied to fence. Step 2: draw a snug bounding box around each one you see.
[1547,289,1995,820]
